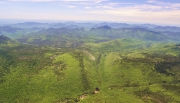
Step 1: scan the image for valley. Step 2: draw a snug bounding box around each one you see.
[0,22,180,103]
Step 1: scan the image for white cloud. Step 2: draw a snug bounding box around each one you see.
[147,0,156,3]
[147,0,180,10]
[67,5,76,8]
[88,7,180,19]
[85,6,91,9]
[83,1,180,21]
[96,5,113,9]
[1,0,180,25]
[94,0,106,3]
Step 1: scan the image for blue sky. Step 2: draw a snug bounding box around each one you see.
[0,0,180,25]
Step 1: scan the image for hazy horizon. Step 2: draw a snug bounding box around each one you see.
[1,19,180,27]
[0,0,180,26]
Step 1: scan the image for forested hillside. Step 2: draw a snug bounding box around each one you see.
[0,22,180,103]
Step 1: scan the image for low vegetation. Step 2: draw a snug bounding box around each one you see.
[0,23,180,103]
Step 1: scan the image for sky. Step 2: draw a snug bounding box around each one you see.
[0,0,180,25]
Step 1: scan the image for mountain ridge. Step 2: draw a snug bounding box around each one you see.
[0,35,14,44]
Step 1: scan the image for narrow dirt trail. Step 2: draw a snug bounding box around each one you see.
[83,50,96,61]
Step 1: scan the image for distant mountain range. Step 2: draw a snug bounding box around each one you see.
[0,22,180,46]
[15,25,176,46]
[1,22,180,103]
[153,26,180,32]
[3,21,180,31]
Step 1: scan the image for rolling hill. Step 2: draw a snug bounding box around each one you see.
[0,35,16,44]
[0,22,180,103]
[16,25,171,47]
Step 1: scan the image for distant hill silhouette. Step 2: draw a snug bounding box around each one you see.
[0,35,16,44]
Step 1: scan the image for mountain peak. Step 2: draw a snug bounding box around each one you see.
[98,26,112,30]
[0,35,11,44]
[0,35,10,39]
[91,25,112,31]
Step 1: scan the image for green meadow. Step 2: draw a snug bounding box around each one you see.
[1,37,180,103]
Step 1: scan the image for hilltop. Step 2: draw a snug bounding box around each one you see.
[0,35,14,44]
[0,22,180,103]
